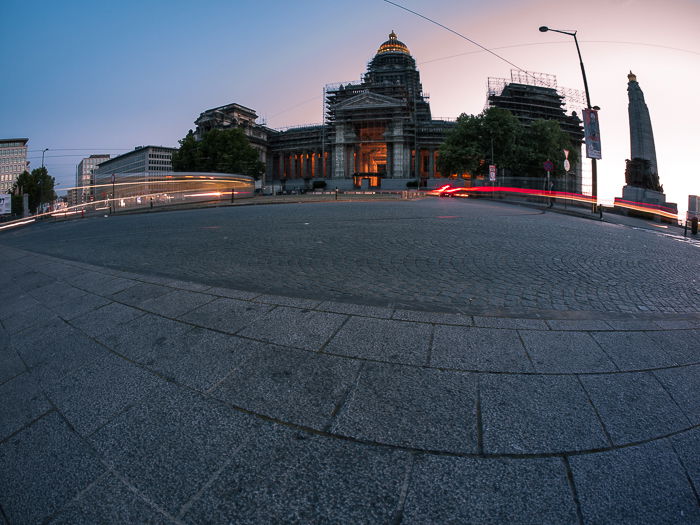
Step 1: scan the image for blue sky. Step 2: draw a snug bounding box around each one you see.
[2,0,699,213]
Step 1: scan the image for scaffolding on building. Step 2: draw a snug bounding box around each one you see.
[487,70,586,115]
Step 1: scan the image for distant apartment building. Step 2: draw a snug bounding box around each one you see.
[688,195,699,221]
[76,154,110,203]
[66,188,80,208]
[0,138,29,193]
[93,145,176,200]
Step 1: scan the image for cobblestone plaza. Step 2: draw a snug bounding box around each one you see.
[0,198,698,523]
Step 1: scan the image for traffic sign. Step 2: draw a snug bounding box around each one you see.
[543,160,554,172]
[489,165,497,182]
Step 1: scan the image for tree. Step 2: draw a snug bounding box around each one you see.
[438,113,486,177]
[438,107,578,180]
[11,167,56,214]
[521,119,578,178]
[172,128,265,179]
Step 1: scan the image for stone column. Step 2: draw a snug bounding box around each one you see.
[386,143,393,178]
[428,149,435,177]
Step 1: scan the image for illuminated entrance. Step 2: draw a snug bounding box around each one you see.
[353,123,387,188]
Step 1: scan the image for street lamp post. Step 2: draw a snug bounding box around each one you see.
[41,148,49,169]
[539,26,598,213]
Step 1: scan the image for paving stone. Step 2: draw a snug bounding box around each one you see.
[111,282,171,306]
[89,382,259,515]
[0,372,50,441]
[253,294,321,309]
[162,279,212,293]
[324,316,430,365]
[591,331,677,370]
[51,293,111,321]
[317,300,393,319]
[183,426,409,524]
[205,287,261,300]
[644,329,700,365]
[139,289,214,318]
[392,308,473,326]
[570,440,700,525]
[653,365,700,424]
[402,454,577,524]
[481,374,609,454]
[332,363,478,452]
[672,428,700,494]
[213,345,360,429]
[580,372,691,445]
[0,292,41,319]
[28,281,86,308]
[103,314,193,362]
[546,319,613,331]
[519,330,617,373]
[0,346,26,385]
[652,319,696,330]
[431,325,533,372]
[473,316,549,330]
[69,301,146,339]
[179,297,272,334]
[12,317,108,388]
[237,306,347,351]
[0,412,104,525]
[45,352,162,436]
[139,328,265,392]
[79,275,134,296]
[0,303,58,334]
[49,473,173,524]
[14,270,56,291]
[605,319,658,330]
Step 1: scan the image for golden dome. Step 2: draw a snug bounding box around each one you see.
[628,71,637,82]
[376,31,411,55]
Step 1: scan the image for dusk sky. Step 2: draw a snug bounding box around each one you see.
[2,0,698,214]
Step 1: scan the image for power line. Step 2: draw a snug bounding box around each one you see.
[382,0,532,75]
[418,40,700,66]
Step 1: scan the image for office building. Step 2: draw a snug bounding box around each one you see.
[0,138,29,193]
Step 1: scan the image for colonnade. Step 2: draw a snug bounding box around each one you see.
[273,145,441,179]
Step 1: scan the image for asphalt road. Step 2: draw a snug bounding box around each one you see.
[2,198,698,315]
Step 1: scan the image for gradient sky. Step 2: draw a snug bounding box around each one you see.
[2,0,698,214]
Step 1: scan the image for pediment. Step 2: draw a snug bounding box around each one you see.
[333,91,404,111]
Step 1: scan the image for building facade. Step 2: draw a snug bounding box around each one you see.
[0,138,29,194]
[93,145,176,201]
[192,32,457,189]
[76,154,110,203]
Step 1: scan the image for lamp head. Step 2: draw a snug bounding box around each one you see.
[539,26,549,32]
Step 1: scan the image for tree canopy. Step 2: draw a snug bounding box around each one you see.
[438,107,578,179]
[11,167,56,214]
[172,129,265,179]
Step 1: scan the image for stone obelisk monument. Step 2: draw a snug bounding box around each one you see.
[620,72,676,211]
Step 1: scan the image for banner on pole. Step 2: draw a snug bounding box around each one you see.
[583,109,602,159]
[0,194,11,215]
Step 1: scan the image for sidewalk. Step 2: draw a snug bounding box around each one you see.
[0,245,698,524]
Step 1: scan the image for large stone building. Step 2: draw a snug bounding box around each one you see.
[0,138,29,194]
[193,32,457,189]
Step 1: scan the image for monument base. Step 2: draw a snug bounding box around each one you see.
[615,185,677,222]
